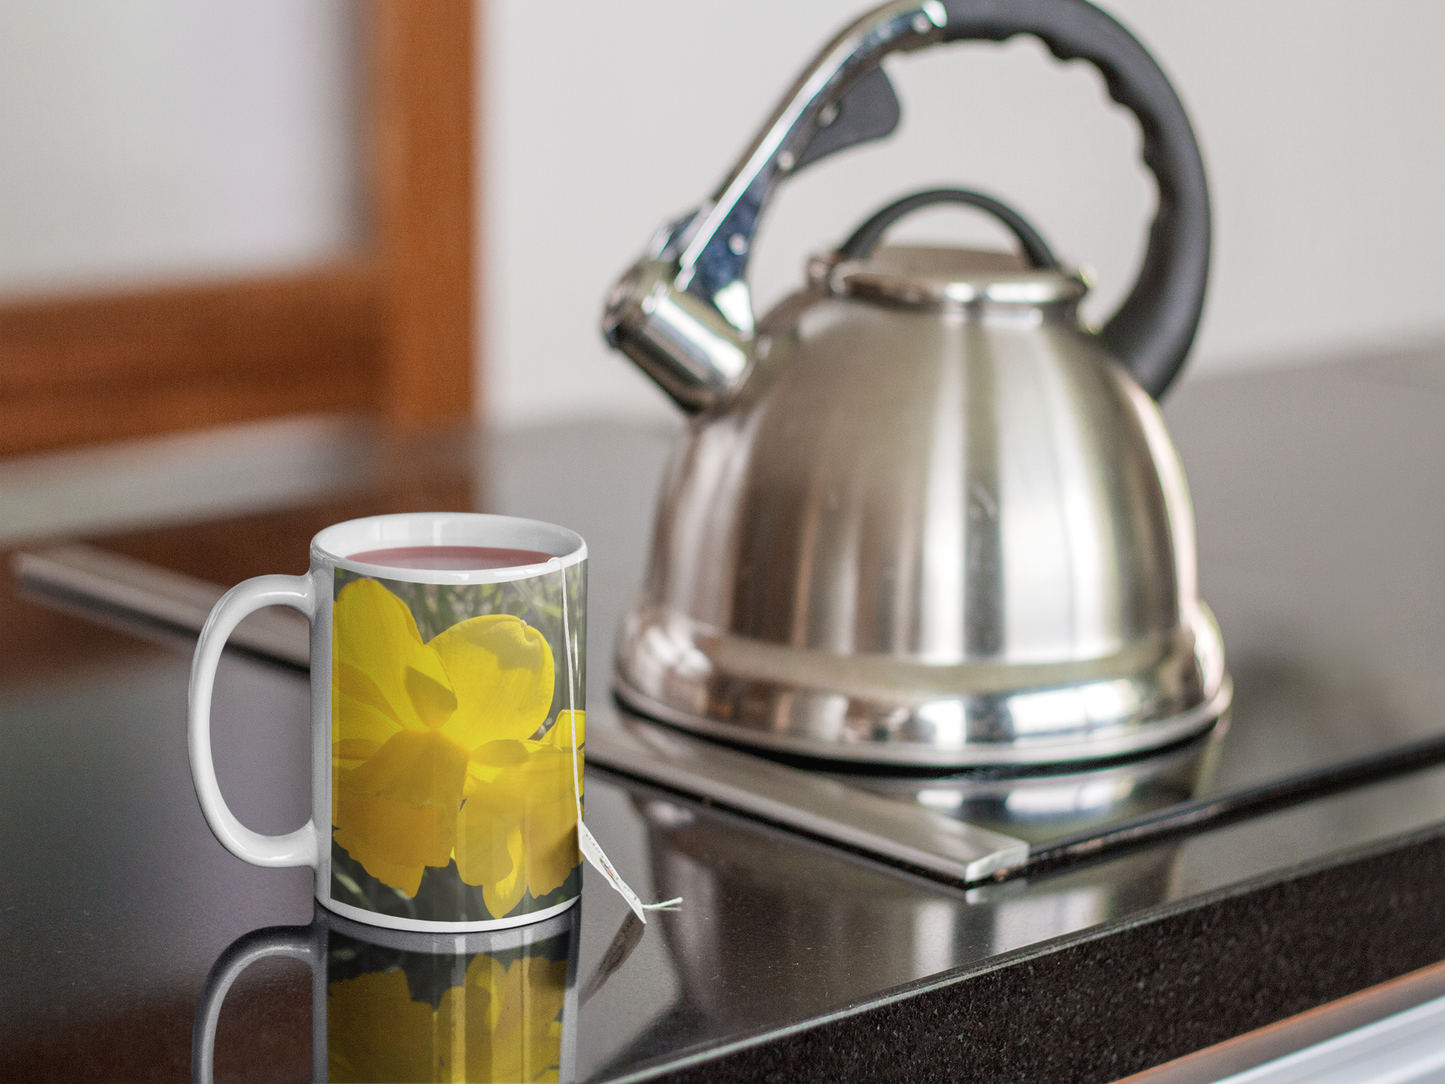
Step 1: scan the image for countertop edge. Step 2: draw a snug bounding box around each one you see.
[607,819,1445,1083]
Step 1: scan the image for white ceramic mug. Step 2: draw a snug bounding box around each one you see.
[188,512,588,932]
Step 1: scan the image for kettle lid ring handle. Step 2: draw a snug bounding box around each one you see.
[837,187,1060,270]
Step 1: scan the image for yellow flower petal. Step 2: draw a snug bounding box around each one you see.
[332,693,402,756]
[455,740,581,909]
[430,615,554,749]
[523,794,579,901]
[327,970,438,1084]
[331,741,383,823]
[333,738,384,763]
[432,966,499,1081]
[333,783,457,896]
[480,825,528,918]
[453,801,517,890]
[465,741,576,811]
[403,665,458,730]
[334,579,453,737]
[463,954,509,1030]
[427,955,568,1083]
[333,660,406,738]
[541,709,584,751]
[345,729,470,813]
[332,796,445,893]
[476,957,569,1083]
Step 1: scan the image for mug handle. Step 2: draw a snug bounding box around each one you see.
[188,574,320,867]
[191,924,316,1084]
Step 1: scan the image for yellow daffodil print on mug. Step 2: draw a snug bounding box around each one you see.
[329,573,585,923]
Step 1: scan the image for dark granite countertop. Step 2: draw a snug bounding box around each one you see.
[2,351,1444,1082]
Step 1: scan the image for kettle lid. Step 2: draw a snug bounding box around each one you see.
[812,187,1087,314]
[810,244,1088,312]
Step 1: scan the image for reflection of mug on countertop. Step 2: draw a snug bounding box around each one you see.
[187,513,588,932]
[194,903,579,1084]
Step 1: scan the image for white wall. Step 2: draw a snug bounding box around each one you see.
[3,2,1442,430]
[486,0,1445,426]
[0,0,359,296]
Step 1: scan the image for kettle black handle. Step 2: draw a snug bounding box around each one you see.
[932,0,1211,397]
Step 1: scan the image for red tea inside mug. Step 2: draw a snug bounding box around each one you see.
[347,545,555,571]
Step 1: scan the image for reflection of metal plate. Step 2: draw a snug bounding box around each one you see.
[842,720,1228,846]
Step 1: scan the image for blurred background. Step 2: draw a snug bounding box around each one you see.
[2,0,1443,444]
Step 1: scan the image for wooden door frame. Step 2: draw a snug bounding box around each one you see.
[0,0,475,456]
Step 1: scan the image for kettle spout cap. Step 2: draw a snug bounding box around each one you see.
[602,254,751,414]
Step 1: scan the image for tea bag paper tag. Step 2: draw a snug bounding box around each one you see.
[553,560,677,924]
[578,819,647,922]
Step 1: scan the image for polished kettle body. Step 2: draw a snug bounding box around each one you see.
[602,0,1230,767]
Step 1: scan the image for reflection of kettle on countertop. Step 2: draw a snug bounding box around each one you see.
[602,0,1230,768]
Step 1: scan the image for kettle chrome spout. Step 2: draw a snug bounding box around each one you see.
[602,1,935,412]
[601,237,753,415]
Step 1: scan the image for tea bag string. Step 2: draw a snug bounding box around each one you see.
[552,559,680,923]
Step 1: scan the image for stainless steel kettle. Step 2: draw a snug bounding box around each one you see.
[601,0,1230,767]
